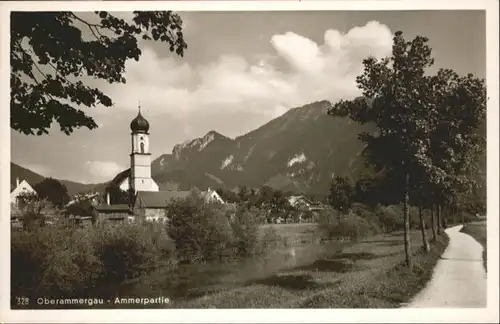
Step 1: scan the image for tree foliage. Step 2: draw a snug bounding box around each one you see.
[11,11,187,135]
[15,192,54,229]
[328,31,486,268]
[328,175,354,213]
[425,69,486,212]
[34,177,69,208]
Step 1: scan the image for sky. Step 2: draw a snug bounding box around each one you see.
[10,10,486,184]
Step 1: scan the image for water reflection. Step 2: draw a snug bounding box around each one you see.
[114,241,350,305]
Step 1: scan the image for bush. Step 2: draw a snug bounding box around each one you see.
[93,223,165,285]
[11,224,101,299]
[317,209,382,242]
[145,221,176,264]
[11,220,175,303]
[374,204,405,232]
[231,207,260,257]
[167,198,287,263]
[167,197,235,263]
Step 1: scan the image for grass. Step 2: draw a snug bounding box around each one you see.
[260,222,320,245]
[165,227,449,308]
[460,221,487,272]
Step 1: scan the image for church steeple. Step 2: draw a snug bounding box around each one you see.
[129,104,158,193]
[130,104,150,134]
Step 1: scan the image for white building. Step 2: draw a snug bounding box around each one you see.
[102,107,226,223]
[10,178,37,205]
[110,108,160,193]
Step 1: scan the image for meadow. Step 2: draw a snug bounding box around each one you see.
[460,221,487,272]
[113,223,448,308]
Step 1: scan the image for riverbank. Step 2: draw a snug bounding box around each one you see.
[167,229,448,308]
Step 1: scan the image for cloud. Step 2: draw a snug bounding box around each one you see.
[98,20,393,119]
[85,160,126,182]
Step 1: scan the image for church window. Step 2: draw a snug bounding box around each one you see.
[140,142,145,153]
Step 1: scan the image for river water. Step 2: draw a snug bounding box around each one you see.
[108,240,351,307]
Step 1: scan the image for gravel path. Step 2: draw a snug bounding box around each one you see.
[407,225,487,308]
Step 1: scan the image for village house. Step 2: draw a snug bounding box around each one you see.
[288,195,325,222]
[10,178,37,208]
[93,204,135,223]
[133,188,225,223]
[10,178,62,227]
[10,178,38,226]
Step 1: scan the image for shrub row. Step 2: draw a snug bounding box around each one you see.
[11,222,175,301]
[11,198,285,304]
[317,203,434,241]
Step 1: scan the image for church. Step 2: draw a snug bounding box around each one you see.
[95,107,225,223]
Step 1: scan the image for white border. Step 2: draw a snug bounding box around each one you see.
[1,1,498,323]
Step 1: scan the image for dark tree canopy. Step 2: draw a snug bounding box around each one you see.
[11,11,187,135]
[328,31,486,267]
[328,175,354,212]
[34,177,70,207]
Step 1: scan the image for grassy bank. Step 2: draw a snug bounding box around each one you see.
[170,229,448,308]
[460,221,487,272]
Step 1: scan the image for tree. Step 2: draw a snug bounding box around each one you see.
[15,192,53,229]
[270,190,291,215]
[34,178,69,208]
[11,11,187,135]
[354,175,378,207]
[328,32,437,270]
[237,185,249,202]
[328,176,354,217]
[425,69,486,231]
[409,170,431,252]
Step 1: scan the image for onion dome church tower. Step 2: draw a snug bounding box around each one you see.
[129,106,159,193]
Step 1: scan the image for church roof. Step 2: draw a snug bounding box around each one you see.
[109,168,131,187]
[136,190,191,208]
[130,111,150,133]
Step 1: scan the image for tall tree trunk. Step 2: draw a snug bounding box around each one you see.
[419,204,430,253]
[461,209,465,225]
[403,172,413,270]
[437,204,442,235]
[431,204,437,242]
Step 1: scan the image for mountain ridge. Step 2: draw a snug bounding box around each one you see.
[12,99,486,198]
[10,162,107,196]
[149,100,376,195]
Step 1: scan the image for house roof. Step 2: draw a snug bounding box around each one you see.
[10,179,36,195]
[94,204,133,213]
[288,195,313,206]
[199,191,210,200]
[109,169,131,187]
[136,190,191,208]
[199,189,223,200]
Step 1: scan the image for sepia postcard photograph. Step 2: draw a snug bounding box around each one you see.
[0,0,499,323]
